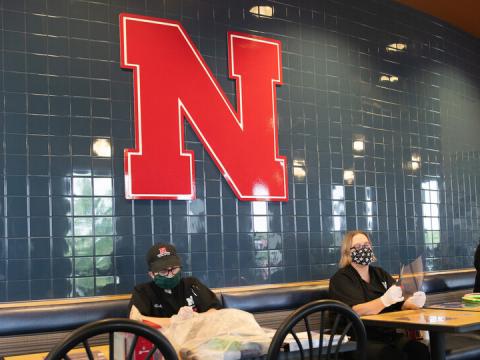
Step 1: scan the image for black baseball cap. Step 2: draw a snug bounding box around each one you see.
[146,243,181,272]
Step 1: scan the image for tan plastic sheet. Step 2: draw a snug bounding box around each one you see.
[399,255,424,298]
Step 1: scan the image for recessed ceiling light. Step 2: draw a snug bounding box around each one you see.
[293,167,306,179]
[380,75,399,82]
[353,139,364,153]
[92,138,112,157]
[343,170,355,184]
[293,159,305,167]
[249,5,274,18]
[386,43,407,52]
[404,160,421,171]
[410,161,420,171]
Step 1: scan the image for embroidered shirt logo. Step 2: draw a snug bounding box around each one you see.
[186,295,195,307]
[153,303,163,308]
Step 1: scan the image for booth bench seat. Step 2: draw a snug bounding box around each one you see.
[0,269,476,357]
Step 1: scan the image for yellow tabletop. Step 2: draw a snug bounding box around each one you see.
[5,345,109,360]
[361,308,480,332]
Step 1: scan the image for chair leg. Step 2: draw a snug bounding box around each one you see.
[109,332,114,360]
[126,334,139,360]
[82,340,94,360]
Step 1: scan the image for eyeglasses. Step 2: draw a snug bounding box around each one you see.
[154,266,181,277]
[350,244,371,251]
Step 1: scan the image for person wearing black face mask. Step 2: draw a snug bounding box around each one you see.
[128,243,222,327]
[329,231,430,360]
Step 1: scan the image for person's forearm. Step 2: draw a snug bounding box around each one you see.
[129,305,171,327]
[352,298,386,316]
[137,314,171,327]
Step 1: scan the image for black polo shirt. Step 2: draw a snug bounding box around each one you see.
[474,243,480,292]
[329,265,403,341]
[129,277,222,318]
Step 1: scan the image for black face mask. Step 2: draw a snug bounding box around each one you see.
[351,247,375,266]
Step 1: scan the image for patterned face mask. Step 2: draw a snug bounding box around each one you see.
[350,246,375,266]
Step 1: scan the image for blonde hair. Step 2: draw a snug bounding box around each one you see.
[339,230,372,268]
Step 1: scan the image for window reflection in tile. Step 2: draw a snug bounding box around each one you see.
[94,217,113,236]
[252,202,268,233]
[74,217,93,236]
[75,277,94,297]
[75,257,94,277]
[253,235,268,250]
[254,251,268,267]
[95,236,113,255]
[93,177,112,196]
[95,256,113,275]
[74,198,93,216]
[269,250,283,266]
[95,276,115,295]
[74,237,94,256]
[94,197,113,216]
[331,185,345,200]
[73,177,92,196]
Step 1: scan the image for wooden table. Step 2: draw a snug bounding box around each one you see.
[5,345,109,360]
[362,309,480,360]
[428,301,480,312]
[253,341,357,359]
[7,341,357,360]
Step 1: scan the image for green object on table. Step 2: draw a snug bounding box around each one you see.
[462,293,480,303]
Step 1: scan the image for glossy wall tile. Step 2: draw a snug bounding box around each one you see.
[0,0,480,300]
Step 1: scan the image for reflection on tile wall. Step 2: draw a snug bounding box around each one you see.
[1,0,479,300]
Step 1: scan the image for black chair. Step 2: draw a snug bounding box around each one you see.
[46,318,178,360]
[267,300,367,360]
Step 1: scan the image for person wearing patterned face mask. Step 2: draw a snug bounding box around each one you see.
[329,231,430,360]
[128,243,222,327]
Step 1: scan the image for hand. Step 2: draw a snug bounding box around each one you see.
[380,285,404,307]
[176,306,194,320]
[129,305,142,321]
[404,291,426,309]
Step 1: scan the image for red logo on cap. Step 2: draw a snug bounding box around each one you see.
[158,247,170,258]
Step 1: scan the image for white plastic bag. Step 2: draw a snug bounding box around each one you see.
[161,308,271,360]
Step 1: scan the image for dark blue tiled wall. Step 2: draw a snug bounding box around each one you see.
[1,0,480,300]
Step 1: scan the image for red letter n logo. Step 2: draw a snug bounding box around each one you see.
[120,14,288,201]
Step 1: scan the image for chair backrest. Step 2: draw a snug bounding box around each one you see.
[45,318,178,360]
[267,299,367,360]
